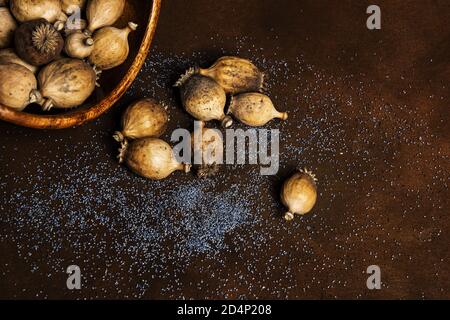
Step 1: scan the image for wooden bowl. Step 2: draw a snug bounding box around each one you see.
[0,0,161,129]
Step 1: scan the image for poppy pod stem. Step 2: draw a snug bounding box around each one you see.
[54,21,65,31]
[92,64,102,87]
[277,111,289,120]
[41,98,54,111]
[127,22,138,32]
[85,37,94,46]
[55,12,69,31]
[29,89,43,104]
[181,163,192,173]
[118,140,129,164]
[113,131,125,143]
[221,115,233,128]
[284,212,295,221]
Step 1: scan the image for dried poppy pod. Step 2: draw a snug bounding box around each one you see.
[89,22,137,70]
[64,31,94,59]
[37,58,97,110]
[61,0,87,15]
[113,98,169,143]
[175,73,233,128]
[228,93,288,127]
[0,7,17,49]
[196,56,265,95]
[14,19,64,66]
[118,138,191,181]
[86,0,125,34]
[281,169,318,221]
[9,0,68,29]
[0,63,40,111]
[0,48,37,74]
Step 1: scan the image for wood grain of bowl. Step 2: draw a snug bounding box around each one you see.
[0,0,161,129]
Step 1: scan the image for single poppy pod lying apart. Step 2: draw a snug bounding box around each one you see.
[197,56,265,95]
[113,98,169,143]
[281,169,318,221]
[119,138,191,181]
[228,92,288,127]
[175,73,233,128]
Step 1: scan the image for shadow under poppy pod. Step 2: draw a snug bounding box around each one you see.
[118,138,192,181]
[228,92,288,127]
[281,168,318,221]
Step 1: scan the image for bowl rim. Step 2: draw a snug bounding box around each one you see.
[0,0,162,130]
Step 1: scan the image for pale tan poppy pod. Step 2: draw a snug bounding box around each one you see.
[9,0,68,28]
[0,7,17,49]
[0,63,39,111]
[198,56,265,95]
[64,31,94,59]
[61,0,87,15]
[119,138,191,181]
[38,58,97,111]
[86,0,125,34]
[175,73,233,128]
[89,22,137,71]
[0,48,38,74]
[228,92,288,127]
[281,169,318,221]
[113,98,169,143]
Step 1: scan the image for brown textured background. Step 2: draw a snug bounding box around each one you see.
[0,0,449,299]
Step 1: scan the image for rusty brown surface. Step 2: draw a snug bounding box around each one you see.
[0,0,449,299]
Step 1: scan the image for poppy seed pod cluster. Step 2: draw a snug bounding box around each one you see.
[176,56,288,128]
[115,99,191,181]
[118,56,316,221]
[0,0,136,113]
